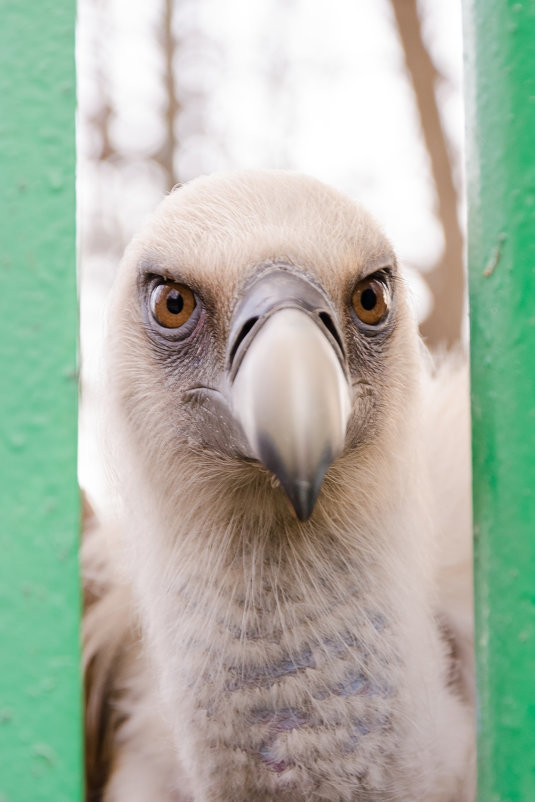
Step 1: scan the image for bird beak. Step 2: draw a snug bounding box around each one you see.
[228,268,351,521]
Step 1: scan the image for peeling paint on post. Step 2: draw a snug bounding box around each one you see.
[0,2,82,801]
[463,1,535,799]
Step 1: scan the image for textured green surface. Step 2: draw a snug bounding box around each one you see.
[0,1,82,800]
[464,1,535,799]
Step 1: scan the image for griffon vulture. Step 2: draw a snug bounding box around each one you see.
[84,170,475,802]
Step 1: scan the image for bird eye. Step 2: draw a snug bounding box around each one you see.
[150,282,196,329]
[351,277,390,326]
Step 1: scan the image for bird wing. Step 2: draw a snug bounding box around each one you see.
[83,504,190,802]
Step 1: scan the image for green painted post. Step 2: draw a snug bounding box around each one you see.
[0,2,82,801]
[463,1,535,799]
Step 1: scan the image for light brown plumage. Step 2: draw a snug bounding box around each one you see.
[84,170,475,801]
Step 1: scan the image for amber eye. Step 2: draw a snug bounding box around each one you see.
[150,282,196,328]
[351,277,390,326]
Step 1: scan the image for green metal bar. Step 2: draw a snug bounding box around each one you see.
[0,2,82,800]
[464,1,535,799]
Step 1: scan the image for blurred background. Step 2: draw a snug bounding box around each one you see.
[77,0,466,504]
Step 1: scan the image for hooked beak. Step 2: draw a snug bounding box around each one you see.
[229,268,351,521]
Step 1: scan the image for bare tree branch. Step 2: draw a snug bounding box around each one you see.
[155,0,180,189]
[391,0,464,349]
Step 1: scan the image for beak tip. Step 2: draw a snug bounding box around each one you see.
[288,481,318,522]
[257,435,328,522]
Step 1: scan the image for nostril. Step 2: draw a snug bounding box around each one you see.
[229,316,259,367]
[319,312,345,357]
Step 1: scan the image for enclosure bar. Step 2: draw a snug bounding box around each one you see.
[0,1,83,799]
[463,1,535,799]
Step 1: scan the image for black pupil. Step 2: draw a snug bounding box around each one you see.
[361,287,377,311]
[166,289,184,315]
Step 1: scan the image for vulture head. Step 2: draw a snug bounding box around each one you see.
[108,171,420,520]
[96,171,474,801]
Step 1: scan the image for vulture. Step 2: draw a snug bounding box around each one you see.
[83,170,475,802]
